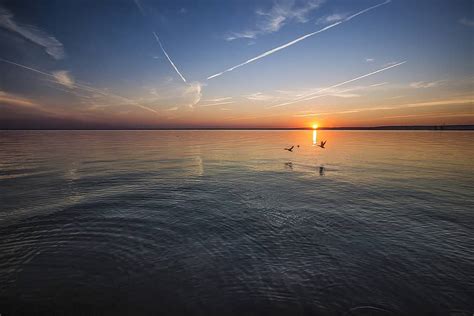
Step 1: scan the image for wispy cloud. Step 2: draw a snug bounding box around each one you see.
[0,6,65,59]
[0,90,39,108]
[152,32,187,83]
[201,97,233,102]
[183,81,203,108]
[0,58,158,114]
[208,0,391,80]
[133,0,146,16]
[370,82,387,87]
[198,101,234,107]
[316,13,349,25]
[197,96,234,107]
[293,97,473,117]
[241,82,388,104]
[165,106,179,111]
[409,80,445,89]
[459,18,474,27]
[52,71,75,88]
[245,92,277,101]
[226,0,324,41]
[380,112,474,120]
[365,58,375,62]
[269,60,406,108]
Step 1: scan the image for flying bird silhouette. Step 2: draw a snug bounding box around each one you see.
[284,146,294,152]
[318,140,327,149]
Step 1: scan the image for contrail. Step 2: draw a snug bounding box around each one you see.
[268,61,406,108]
[0,57,158,113]
[207,0,391,80]
[133,0,146,16]
[152,32,187,83]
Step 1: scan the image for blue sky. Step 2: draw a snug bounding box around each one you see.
[0,0,472,128]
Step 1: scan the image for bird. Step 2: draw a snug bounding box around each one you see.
[319,166,325,176]
[284,145,294,152]
[318,140,327,149]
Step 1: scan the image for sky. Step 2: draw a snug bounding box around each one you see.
[0,0,472,129]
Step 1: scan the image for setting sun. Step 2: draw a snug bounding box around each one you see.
[312,123,319,129]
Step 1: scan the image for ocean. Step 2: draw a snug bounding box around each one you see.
[0,130,473,315]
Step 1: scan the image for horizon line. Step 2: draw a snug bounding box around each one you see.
[1,124,473,131]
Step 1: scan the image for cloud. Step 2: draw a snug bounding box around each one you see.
[316,13,348,25]
[183,81,203,108]
[202,97,233,102]
[369,82,387,87]
[208,0,391,80]
[293,97,473,117]
[365,58,374,62]
[149,88,159,96]
[52,70,75,88]
[269,60,406,108]
[0,90,38,107]
[226,0,324,41]
[409,80,445,89]
[0,57,159,114]
[0,6,65,59]
[380,112,474,120]
[459,18,474,27]
[133,0,146,16]
[198,101,234,107]
[245,92,277,101]
[165,106,179,111]
[241,82,387,105]
[153,32,187,83]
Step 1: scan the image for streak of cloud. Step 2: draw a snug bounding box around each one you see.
[370,82,388,87]
[293,97,473,117]
[153,32,187,83]
[202,97,232,102]
[268,61,406,108]
[208,0,391,80]
[0,58,158,114]
[409,80,445,89]
[0,90,39,107]
[0,6,65,59]
[133,0,146,16]
[198,101,234,107]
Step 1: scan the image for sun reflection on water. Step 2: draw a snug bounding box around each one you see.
[312,129,317,145]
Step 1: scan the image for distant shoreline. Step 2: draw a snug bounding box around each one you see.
[1,125,473,131]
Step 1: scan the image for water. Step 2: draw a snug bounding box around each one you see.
[0,130,473,315]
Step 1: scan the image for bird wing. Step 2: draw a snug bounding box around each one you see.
[290,146,294,150]
[322,140,327,146]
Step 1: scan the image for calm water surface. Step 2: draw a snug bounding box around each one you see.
[0,131,473,315]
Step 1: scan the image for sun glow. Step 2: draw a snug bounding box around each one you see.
[312,123,318,129]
